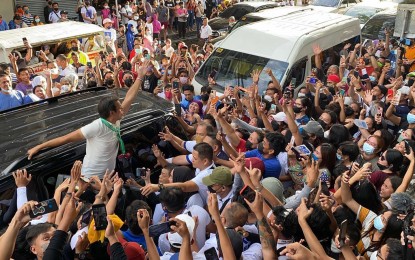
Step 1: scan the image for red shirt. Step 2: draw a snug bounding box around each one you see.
[235,139,247,153]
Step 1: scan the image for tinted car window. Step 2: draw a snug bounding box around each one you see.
[219,5,254,19]
[362,15,395,40]
[310,0,340,7]
[344,6,383,24]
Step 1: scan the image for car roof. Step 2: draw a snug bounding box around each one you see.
[233,1,280,8]
[0,88,173,176]
[244,6,314,19]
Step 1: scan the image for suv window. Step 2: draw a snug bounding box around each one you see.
[220,6,254,19]
[362,15,395,40]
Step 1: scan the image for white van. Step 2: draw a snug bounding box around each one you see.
[193,10,361,94]
[0,21,105,72]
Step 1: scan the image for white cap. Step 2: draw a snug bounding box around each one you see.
[167,214,195,248]
[103,18,113,24]
[400,86,410,95]
[272,112,287,123]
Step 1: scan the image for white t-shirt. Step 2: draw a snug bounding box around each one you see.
[60,64,76,77]
[49,11,61,23]
[159,205,211,253]
[200,24,212,39]
[192,164,215,204]
[80,119,120,178]
[163,46,175,58]
[120,7,133,25]
[81,6,97,24]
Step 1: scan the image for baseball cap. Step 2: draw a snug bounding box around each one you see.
[103,18,113,24]
[272,112,287,123]
[302,120,324,138]
[202,166,233,186]
[61,10,68,14]
[261,177,285,203]
[168,214,195,248]
[244,158,265,175]
[180,44,188,49]
[400,85,410,95]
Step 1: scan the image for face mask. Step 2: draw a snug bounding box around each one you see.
[60,85,70,93]
[363,142,375,155]
[105,79,114,86]
[24,10,29,14]
[71,46,78,52]
[377,163,390,171]
[292,106,302,114]
[336,153,342,160]
[407,113,415,124]
[297,92,306,98]
[369,76,376,82]
[207,186,216,193]
[397,133,405,143]
[54,8,59,11]
[52,86,60,93]
[373,215,384,232]
[165,91,172,100]
[317,119,327,130]
[245,140,253,150]
[258,142,265,154]
[134,16,139,20]
[195,135,204,143]
[179,77,188,84]
[35,18,40,22]
[50,68,59,75]
[124,78,133,87]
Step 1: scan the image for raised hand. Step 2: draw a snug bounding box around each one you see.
[297,197,313,221]
[250,69,262,84]
[312,44,322,55]
[13,169,32,188]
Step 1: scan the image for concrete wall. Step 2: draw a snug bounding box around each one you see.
[0,0,15,22]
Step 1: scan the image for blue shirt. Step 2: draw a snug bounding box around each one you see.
[122,229,147,251]
[245,149,281,178]
[296,114,310,126]
[0,90,32,111]
[180,98,202,112]
[0,20,8,31]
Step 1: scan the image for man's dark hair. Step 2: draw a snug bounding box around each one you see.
[193,142,213,163]
[182,84,194,93]
[97,96,119,119]
[203,114,216,128]
[217,229,243,259]
[266,131,286,156]
[159,187,185,212]
[17,67,29,75]
[224,202,248,229]
[386,238,403,260]
[253,130,265,143]
[125,200,152,235]
[56,54,67,62]
[26,223,56,246]
[198,121,215,135]
[0,63,9,72]
[0,73,10,79]
[339,141,360,162]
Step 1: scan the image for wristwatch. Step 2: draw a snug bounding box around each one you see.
[74,252,87,260]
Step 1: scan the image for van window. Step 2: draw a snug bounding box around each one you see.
[285,57,307,88]
[195,48,289,93]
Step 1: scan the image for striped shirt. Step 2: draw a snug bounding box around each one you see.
[21,15,34,27]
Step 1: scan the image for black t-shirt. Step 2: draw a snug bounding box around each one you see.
[141,73,158,93]
[165,1,174,16]
[137,7,146,21]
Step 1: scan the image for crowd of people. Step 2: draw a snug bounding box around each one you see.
[2,0,415,260]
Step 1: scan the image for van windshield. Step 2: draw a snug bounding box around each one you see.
[195,48,289,93]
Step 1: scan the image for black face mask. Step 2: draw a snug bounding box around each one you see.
[71,46,78,52]
[124,78,133,87]
[293,106,302,114]
[377,163,390,171]
[53,7,59,11]
[201,93,209,102]
[207,186,216,193]
[105,79,114,86]
[245,140,254,150]
[317,119,327,130]
[258,142,265,154]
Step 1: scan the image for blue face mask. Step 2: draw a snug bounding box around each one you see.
[397,133,405,143]
[373,215,384,232]
[363,142,375,155]
[407,113,415,124]
[369,76,376,82]
[336,153,342,160]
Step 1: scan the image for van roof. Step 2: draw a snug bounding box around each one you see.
[0,21,103,50]
[244,6,314,19]
[220,10,359,61]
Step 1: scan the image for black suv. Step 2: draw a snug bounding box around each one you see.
[209,2,280,38]
[0,88,175,216]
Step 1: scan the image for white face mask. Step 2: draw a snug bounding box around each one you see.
[297,92,306,98]
[134,16,139,20]
[50,68,59,75]
[324,130,330,139]
[61,85,70,93]
[1,88,12,94]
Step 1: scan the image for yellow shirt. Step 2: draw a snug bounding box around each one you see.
[67,51,90,65]
[405,45,415,72]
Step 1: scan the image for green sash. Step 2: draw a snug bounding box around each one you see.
[100,118,126,154]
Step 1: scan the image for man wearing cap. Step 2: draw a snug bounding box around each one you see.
[57,10,69,23]
[202,166,235,211]
[300,120,324,147]
[103,18,117,53]
[49,2,61,23]
[81,0,97,24]
[327,74,340,87]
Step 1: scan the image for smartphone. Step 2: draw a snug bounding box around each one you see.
[209,69,217,79]
[290,78,297,87]
[339,220,348,247]
[361,68,369,79]
[80,209,92,228]
[111,57,116,64]
[173,81,179,90]
[187,211,192,217]
[231,98,237,106]
[204,247,219,260]
[87,62,92,68]
[353,70,360,79]
[320,181,330,196]
[406,39,411,46]
[270,104,277,112]
[157,79,164,86]
[175,104,182,117]
[372,39,379,46]
[240,185,255,203]
[307,188,318,207]
[80,176,90,183]
[92,204,108,230]
[211,90,217,97]
[387,89,394,99]
[309,77,317,84]
[36,51,40,56]
[149,220,176,237]
[283,91,290,99]
[294,145,311,156]
[339,89,345,96]
[404,140,411,154]
[311,153,319,162]
[291,147,303,161]
[29,198,59,218]
[135,167,146,177]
